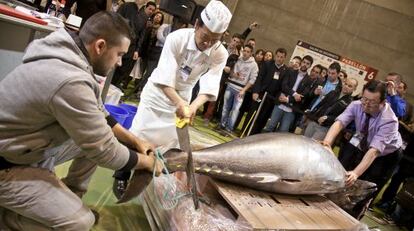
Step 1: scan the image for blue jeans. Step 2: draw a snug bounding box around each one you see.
[263,105,296,132]
[220,86,244,131]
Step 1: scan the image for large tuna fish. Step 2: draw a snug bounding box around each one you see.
[118,133,376,206]
[165,133,367,194]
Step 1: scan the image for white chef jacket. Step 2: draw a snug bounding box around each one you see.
[139,28,228,113]
[130,28,228,150]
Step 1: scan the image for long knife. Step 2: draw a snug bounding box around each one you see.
[175,116,199,209]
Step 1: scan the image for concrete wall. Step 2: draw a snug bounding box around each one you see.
[227,0,414,102]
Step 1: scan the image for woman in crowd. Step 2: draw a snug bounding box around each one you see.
[133,11,164,93]
[263,50,274,62]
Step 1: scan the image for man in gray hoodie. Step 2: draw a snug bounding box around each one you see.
[220,44,258,132]
[0,12,162,230]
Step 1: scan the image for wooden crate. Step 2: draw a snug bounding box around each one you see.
[141,176,361,230]
[210,180,360,230]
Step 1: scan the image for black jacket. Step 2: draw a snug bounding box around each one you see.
[308,77,343,107]
[279,68,314,112]
[252,61,287,99]
[117,3,148,57]
[307,90,354,127]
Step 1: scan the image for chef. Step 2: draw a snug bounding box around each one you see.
[113,0,233,197]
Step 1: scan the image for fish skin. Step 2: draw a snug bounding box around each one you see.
[119,133,377,206]
[117,170,152,203]
[165,133,348,195]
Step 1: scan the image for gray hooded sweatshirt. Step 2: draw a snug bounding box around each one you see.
[227,56,258,91]
[0,29,132,170]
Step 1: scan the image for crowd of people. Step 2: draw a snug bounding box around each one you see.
[96,0,414,226]
[110,1,413,226]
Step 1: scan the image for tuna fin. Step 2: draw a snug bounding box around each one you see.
[163,148,187,172]
[249,173,280,183]
[117,170,152,203]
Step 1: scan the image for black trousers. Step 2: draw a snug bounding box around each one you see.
[249,96,275,135]
[380,156,414,203]
[338,142,402,218]
[111,57,136,87]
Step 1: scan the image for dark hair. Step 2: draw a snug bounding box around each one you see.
[247,38,256,42]
[152,11,164,25]
[363,80,387,102]
[244,44,254,51]
[146,1,156,8]
[80,11,134,47]
[387,72,403,82]
[313,64,322,71]
[232,33,243,40]
[303,55,313,65]
[329,62,341,73]
[255,49,264,55]
[275,48,287,56]
[401,81,407,90]
[196,17,205,28]
[340,70,348,78]
[265,50,274,59]
[293,56,302,61]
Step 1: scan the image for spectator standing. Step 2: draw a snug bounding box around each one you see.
[220,45,258,132]
[111,1,156,88]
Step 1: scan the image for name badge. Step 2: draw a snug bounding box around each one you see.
[349,132,363,149]
[273,72,280,80]
[179,65,192,81]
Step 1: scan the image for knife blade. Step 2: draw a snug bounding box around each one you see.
[176,117,199,209]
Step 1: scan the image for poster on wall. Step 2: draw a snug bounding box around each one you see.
[291,40,378,95]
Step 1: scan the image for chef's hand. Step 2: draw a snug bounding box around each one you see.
[188,104,198,125]
[176,101,190,119]
[345,171,358,187]
[223,66,231,73]
[136,153,163,176]
[134,139,155,156]
[133,51,139,60]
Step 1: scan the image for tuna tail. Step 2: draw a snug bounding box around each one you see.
[117,149,188,204]
[163,148,188,173]
[117,170,153,203]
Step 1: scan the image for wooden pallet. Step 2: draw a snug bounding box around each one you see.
[210,180,360,230]
[141,176,361,230]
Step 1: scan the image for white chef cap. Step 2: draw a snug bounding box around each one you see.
[200,0,232,33]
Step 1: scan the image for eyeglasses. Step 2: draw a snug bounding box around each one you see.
[198,32,219,43]
[361,97,380,105]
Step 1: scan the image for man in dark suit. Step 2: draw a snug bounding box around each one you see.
[247,48,288,135]
[304,77,358,140]
[263,55,314,132]
[111,1,156,88]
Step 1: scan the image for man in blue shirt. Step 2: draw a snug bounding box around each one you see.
[310,62,342,111]
[385,72,406,119]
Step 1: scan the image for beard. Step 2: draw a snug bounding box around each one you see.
[92,57,111,77]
